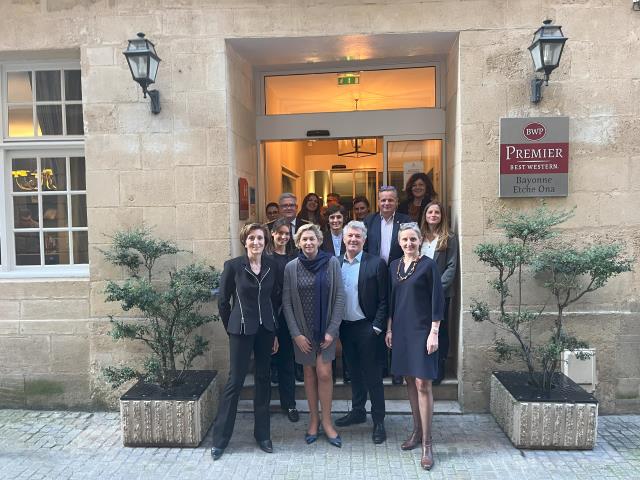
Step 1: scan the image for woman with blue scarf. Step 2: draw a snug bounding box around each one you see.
[283,223,345,447]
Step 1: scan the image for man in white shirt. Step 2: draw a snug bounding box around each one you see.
[335,221,389,444]
[363,186,411,265]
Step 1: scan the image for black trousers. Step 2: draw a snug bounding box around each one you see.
[339,319,386,423]
[272,322,296,410]
[212,325,274,448]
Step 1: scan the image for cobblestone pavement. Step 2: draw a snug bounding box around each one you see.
[0,409,638,479]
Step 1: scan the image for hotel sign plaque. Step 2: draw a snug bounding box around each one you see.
[499,117,569,197]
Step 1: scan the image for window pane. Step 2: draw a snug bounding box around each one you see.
[36,105,63,135]
[41,157,67,191]
[45,231,70,265]
[8,105,34,137]
[66,104,84,135]
[36,70,62,101]
[12,158,38,192]
[71,195,87,227]
[70,157,86,190]
[265,66,437,115]
[42,195,68,228]
[64,70,82,100]
[13,196,40,229]
[73,231,89,264]
[7,71,33,102]
[15,232,41,265]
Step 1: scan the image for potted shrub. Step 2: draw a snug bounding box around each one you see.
[101,227,221,447]
[471,204,632,449]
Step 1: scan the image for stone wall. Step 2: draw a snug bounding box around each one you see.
[0,0,638,412]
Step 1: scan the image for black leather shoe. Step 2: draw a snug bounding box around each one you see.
[372,422,387,444]
[286,408,300,423]
[257,439,273,453]
[210,447,224,461]
[335,410,366,427]
[392,375,404,385]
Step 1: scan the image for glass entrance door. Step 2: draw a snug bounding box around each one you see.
[383,136,444,204]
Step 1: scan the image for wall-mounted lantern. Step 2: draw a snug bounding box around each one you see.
[528,20,568,103]
[123,32,162,114]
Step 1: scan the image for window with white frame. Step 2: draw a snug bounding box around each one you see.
[1,60,87,275]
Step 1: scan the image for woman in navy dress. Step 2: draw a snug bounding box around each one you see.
[385,222,445,471]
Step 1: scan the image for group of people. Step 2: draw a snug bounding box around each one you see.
[211,172,458,471]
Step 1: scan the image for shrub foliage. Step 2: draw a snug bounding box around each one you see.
[101,227,220,389]
[471,204,632,392]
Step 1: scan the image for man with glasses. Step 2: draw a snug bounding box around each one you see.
[268,193,309,251]
[363,185,411,385]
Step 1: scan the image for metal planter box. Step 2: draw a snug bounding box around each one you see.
[490,371,598,450]
[120,370,218,447]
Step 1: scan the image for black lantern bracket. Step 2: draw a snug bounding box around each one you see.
[530,77,546,104]
[146,89,161,114]
[123,32,162,114]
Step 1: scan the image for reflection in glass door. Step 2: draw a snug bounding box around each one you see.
[384,138,443,204]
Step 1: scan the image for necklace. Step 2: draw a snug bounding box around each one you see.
[397,255,420,281]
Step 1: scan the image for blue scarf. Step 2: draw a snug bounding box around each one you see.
[298,250,332,342]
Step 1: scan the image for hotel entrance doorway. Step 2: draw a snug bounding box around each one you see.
[262,136,443,220]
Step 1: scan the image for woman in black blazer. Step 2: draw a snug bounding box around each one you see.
[320,204,347,257]
[420,202,458,385]
[397,172,437,227]
[211,223,279,461]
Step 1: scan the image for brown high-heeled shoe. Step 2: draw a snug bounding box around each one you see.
[400,429,422,451]
[420,439,434,470]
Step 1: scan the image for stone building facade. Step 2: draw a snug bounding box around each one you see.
[0,0,638,413]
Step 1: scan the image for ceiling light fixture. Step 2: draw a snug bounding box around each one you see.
[337,99,377,158]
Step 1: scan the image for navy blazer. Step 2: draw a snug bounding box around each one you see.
[340,251,389,332]
[363,212,412,264]
[217,255,278,335]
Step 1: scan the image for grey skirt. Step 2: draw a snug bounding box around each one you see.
[293,336,337,366]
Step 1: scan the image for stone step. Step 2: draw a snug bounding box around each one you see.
[239,375,458,401]
[237,399,462,415]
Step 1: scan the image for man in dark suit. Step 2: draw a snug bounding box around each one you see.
[266,193,309,253]
[335,220,388,444]
[363,185,411,265]
[363,185,411,385]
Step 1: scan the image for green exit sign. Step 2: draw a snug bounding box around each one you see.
[338,74,360,85]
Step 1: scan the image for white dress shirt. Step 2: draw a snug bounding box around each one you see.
[379,213,395,265]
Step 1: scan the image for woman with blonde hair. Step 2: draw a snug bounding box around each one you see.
[420,202,458,385]
[282,223,345,447]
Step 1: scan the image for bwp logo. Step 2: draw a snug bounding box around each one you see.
[522,122,546,141]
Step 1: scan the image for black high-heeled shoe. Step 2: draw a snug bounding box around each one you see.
[326,434,342,448]
[304,432,319,444]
